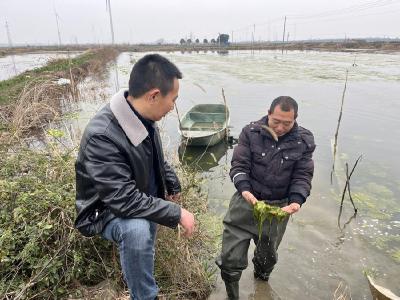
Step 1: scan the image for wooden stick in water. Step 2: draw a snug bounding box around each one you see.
[331,69,349,184]
[221,88,229,143]
[175,104,182,130]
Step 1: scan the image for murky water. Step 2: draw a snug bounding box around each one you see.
[70,50,400,299]
[0,51,81,81]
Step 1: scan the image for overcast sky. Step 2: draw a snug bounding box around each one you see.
[1,0,399,45]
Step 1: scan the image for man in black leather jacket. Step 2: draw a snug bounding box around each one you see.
[216,96,316,299]
[75,54,195,300]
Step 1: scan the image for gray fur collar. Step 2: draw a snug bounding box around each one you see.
[110,89,148,146]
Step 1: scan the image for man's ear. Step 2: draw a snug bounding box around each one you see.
[148,89,161,102]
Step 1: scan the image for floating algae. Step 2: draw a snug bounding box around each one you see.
[253,201,289,241]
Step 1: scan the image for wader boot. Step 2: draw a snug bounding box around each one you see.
[223,280,239,300]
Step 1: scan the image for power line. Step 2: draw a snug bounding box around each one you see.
[288,0,400,20]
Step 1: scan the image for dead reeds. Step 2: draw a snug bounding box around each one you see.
[0,48,119,144]
[154,163,217,299]
[333,281,352,300]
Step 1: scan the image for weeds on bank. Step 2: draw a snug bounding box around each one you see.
[0,48,118,105]
[0,140,218,299]
[0,48,119,143]
[155,163,220,299]
[0,48,219,299]
[0,142,121,300]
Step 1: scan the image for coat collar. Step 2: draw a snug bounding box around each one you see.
[110,89,148,147]
[254,116,300,142]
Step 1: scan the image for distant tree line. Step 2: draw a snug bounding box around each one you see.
[180,34,229,45]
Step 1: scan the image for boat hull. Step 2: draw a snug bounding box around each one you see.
[181,130,227,146]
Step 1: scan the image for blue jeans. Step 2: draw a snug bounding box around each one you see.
[102,218,158,300]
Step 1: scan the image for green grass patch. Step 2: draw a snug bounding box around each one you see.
[0,138,218,299]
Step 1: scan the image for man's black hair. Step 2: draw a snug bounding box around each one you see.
[128,54,182,98]
[269,96,298,118]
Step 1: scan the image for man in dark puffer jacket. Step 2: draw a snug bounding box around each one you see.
[216,96,316,299]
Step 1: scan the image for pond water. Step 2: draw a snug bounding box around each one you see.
[0,51,81,81]
[71,49,400,299]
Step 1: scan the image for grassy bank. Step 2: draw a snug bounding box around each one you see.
[0,47,118,105]
[0,48,119,142]
[0,140,219,299]
[0,49,219,299]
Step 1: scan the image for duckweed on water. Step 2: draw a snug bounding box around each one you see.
[391,249,400,263]
[253,201,289,241]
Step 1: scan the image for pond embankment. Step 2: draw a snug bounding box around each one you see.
[0,48,219,299]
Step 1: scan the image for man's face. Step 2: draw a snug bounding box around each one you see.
[267,105,296,137]
[150,78,179,121]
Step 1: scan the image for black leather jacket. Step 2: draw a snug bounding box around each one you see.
[230,116,316,205]
[75,90,182,237]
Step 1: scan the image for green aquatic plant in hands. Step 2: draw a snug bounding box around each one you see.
[253,201,289,241]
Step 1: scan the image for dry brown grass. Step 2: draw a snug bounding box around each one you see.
[333,281,352,300]
[0,48,119,144]
[154,164,218,299]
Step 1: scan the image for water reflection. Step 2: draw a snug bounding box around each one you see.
[178,140,228,172]
[249,282,281,300]
[217,49,229,56]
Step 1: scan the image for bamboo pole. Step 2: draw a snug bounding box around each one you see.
[330,69,349,184]
[175,104,182,130]
[221,88,229,144]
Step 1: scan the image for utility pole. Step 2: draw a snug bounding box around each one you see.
[5,21,17,75]
[252,24,255,53]
[5,21,13,47]
[281,16,287,55]
[268,20,271,42]
[106,0,115,44]
[54,8,62,46]
[231,30,233,44]
[286,32,290,54]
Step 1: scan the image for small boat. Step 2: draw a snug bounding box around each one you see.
[179,104,230,146]
[366,275,400,300]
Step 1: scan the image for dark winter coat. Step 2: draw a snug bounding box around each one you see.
[230,116,316,205]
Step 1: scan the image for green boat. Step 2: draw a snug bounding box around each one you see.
[179,104,230,146]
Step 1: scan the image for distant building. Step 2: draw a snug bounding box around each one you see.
[217,34,230,45]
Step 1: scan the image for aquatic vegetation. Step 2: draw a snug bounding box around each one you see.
[391,249,400,263]
[353,182,398,220]
[253,201,289,241]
